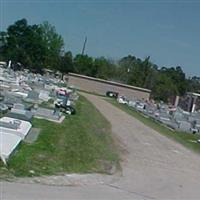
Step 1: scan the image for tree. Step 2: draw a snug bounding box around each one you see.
[0,31,7,60]
[93,57,115,79]
[187,76,200,93]
[59,51,74,73]
[160,66,187,95]
[0,19,65,71]
[118,55,156,88]
[152,73,178,102]
[118,55,138,84]
[0,19,47,69]
[0,19,196,103]
[73,54,94,76]
[40,21,64,69]
[143,65,158,90]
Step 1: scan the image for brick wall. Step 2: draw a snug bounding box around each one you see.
[67,73,151,100]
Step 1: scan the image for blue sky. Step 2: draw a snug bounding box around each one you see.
[1,0,200,76]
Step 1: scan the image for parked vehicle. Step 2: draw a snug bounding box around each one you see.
[117,96,129,104]
[106,91,119,98]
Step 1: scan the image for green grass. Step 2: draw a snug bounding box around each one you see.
[56,82,67,88]
[0,96,118,178]
[78,89,106,97]
[107,99,200,153]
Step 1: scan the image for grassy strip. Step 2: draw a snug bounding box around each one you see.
[107,99,200,153]
[77,89,106,97]
[0,96,118,178]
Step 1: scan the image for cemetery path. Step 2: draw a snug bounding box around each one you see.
[2,93,200,200]
[81,93,200,199]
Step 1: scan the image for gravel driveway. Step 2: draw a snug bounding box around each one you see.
[2,93,200,200]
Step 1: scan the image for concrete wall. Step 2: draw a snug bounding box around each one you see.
[67,73,151,100]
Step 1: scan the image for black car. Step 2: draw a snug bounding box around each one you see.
[106,91,119,98]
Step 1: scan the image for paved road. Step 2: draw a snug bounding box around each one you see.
[1,93,200,199]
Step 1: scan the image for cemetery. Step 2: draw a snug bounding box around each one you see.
[0,63,78,165]
[0,61,199,175]
[116,95,200,134]
[0,63,117,177]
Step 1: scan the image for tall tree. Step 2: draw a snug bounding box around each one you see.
[160,66,187,95]
[73,54,94,76]
[118,55,155,88]
[187,76,200,93]
[0,19,47,69]
[94,57,115,79]
[152,73,178,102]
[59,51,74,73]
[40,21,64,69]
[0,19,64,71]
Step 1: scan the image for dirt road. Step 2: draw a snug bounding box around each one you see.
[82,93,200,199]
[2,93,200,199]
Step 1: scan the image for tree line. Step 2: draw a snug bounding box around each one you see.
[0,19,199,102]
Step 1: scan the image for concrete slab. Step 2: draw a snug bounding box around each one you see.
[24,128,41,144]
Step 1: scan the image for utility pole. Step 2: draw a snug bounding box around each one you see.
[81,36,87,55]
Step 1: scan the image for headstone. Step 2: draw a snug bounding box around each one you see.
[27,91,39,100]
[178,121,191,132]
[13,103,25,110]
